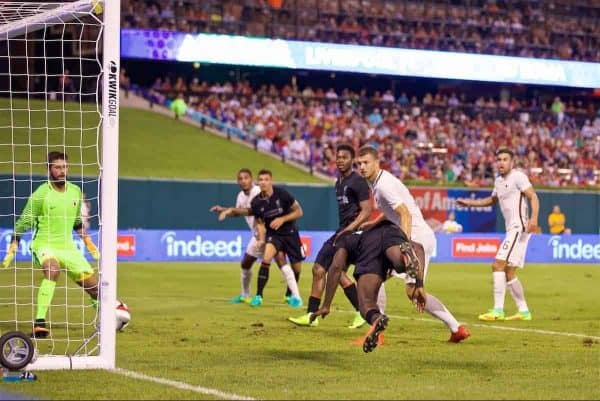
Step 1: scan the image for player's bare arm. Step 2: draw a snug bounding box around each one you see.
[311,248,348,321]
[394,203,412,239]
[523,187,540,233]
[209,204,227,213]
[270,201,303,230]
[218,207,252,221]
[335,199,372,241]
[457,195,497,207]
[359,212,384,230]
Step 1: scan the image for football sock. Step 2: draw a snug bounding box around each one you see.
[36,279,56,321]
[343,283,360,311]
[425,293,460,333]
[507,278,529,312]
[308,296,320,313]
[493,271,507,310]
[281,264,300,298]
[365,309,381,325]
[377,283,387,314]
[241,268,252,298]
[256,263,270,297]
[285,270,301,297]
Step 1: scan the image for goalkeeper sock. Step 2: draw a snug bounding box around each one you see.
[35,279,57,321]
[90,298,99,310]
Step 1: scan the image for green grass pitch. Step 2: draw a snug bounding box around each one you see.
[1,262,598,400]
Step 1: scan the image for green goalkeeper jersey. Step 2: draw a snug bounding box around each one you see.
[14,181,83,250]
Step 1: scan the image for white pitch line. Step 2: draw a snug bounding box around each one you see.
[113,368,255,401]
[210,297,600,341]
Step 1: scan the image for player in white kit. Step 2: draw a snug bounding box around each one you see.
[356,146,470,343]
[458,148,539,321]
[210,168,285,303]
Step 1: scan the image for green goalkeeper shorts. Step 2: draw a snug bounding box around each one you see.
[32,246,94,282]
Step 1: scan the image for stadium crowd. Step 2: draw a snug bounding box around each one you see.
[121,0,600,62]
[139,76,600,188]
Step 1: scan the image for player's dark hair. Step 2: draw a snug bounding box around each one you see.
[336,144,355,158]
[238,168,252,177]
[495,148,514,159]
[47,151,67,167]
[358,145,379,160]
[257,169,272,177]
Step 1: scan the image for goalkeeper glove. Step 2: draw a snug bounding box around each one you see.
[83,236,100,260]
[2,241,18,268]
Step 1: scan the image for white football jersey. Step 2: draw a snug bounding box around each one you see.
[370,170,428,234]
[492,169,532,232]
[236,185,261,231]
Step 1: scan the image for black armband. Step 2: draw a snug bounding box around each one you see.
[10,234,21,243]
[73,222,83,231]
[415,279,424,288]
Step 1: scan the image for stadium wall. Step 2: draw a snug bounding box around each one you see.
[1,176,598,233]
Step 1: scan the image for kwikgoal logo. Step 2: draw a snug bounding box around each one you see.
[107,60,118,125]
[547,235,600,261]
[160,231,242,258]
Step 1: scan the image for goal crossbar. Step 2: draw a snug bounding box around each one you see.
[0,0,99,40]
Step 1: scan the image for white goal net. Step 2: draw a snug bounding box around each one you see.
[0,0,119,370]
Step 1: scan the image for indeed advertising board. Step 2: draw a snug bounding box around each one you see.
[1,229,598,264]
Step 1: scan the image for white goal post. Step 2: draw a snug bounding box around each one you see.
[0,0,120,370]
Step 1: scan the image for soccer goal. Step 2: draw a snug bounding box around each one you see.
[0,0,119,370]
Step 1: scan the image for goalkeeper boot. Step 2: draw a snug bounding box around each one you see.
[362,314,389,353]
[230,294,250,304]
[31,319,50,338]
[448,325,471,343]
[288,312,318,327]
[478,309,505,321]
[505,311,532,321]
[348,311,367,329]
[249,295,263,307]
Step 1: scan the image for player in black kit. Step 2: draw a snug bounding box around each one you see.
[288,144,371,328]
[220,169,305,308]
[311,221,426,353]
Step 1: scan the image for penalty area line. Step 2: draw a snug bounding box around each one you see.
[113,368,255,400]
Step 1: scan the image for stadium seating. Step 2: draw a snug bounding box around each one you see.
[122,0,600,62]
[135,78,600,188]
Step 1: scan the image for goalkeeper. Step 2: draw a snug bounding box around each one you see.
[2,151,100,338]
